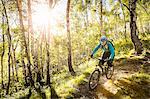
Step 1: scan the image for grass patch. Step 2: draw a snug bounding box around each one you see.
[53,60,96,98]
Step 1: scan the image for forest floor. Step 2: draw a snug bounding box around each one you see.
[69,55,150,99]
[1,54,150,99]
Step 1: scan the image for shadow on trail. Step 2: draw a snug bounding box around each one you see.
[114,75,150,99]
[71,80,97,99]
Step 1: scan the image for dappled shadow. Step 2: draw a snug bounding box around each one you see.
[113,75,150,99]
[71,80,97,99]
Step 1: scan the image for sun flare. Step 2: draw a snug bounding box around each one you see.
[32,4,58,28]
[32,2,66,36]
[33,4,49,26]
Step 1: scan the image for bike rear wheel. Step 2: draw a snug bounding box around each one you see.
[105,66,114,79]
[89,69,100,90]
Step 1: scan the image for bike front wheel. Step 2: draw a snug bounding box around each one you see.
[89,69,100,90]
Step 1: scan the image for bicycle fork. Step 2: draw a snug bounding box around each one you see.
[99,65,107,76]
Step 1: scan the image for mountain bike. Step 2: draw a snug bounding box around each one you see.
[88,58,114,90]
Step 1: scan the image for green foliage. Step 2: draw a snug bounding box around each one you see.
[115,39,133,56]
[52,60,96,98]
[0,0,150,98]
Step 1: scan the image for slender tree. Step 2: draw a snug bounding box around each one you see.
[66,0,75,76]
[12,41,19,82]
[40,30,45,79]
[46,0,61,85]
[27,0,41,84]
[1,0,12,94]
[46,0,52,86]
[119,0,127,41]
[1,12,5,89]
[46,41,50,85]
[35,40,42,83]
[16,0,34,86]
[100,0,103,35]
[10,55,15,83]
[27,0,34,55]
[27,0,32,48]
[85,0,89,28]
[17,0,27,85]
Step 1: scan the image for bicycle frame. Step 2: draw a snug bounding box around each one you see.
[90,57,111,76]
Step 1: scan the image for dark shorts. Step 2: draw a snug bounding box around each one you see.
[99,51,113,66]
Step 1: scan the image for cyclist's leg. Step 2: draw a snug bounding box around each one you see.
[107,59,113,67]
[102,51,113,67]
[99,51,110,65]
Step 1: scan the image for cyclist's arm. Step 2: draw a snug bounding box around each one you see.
[108,43,115,60]
[91,43,101,56]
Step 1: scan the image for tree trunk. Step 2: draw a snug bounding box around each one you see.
[22,56,28,85]
[100,0,103,35]
[1,12,5,89]
[46,42,50,86]
[27,0,35,78]
[12,43,19,82]
[46,11,51,86]
[119,0,127,41]
[10,54,18,92]
[27,0,34,58]
[17,0,27,86]
[35,41,42,83]
[40,41,43,79]
[27,0,38,83]
[66,0,75,76]
[1,0,12,94]
[40,33,44,79]
[10,55,15,83]
[16,0,34,86]
[129,0,143,54]
[85,0,89,28]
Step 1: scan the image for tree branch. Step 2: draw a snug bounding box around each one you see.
[122,3,130,11]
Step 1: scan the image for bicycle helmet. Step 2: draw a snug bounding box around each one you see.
[100,36,107,42]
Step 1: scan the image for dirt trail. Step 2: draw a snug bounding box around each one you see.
[71,56,150,99]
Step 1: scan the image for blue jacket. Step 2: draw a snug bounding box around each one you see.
[91,41,115,60]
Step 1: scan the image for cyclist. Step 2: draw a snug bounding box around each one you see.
[90,36,115,67]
